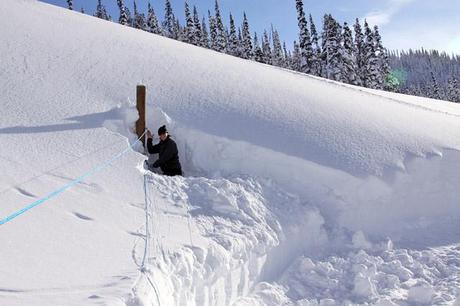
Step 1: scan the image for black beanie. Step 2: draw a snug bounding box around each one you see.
[158,125,167,135]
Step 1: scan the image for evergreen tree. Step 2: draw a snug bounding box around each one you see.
[192,6,202,46]
[373,25,390,89]
[283,42,290,68]
[80,7,85,13]
[163,0,175,38]
[201,17,209,48]
[94,0,110,20]
[342,22,358,85]
[253,33,264,62]
[295,0,313,74]
[353,18,365,85]
[292,41,301,71]
[117,0,129,26]
[67,0,73,10]
[227,13,239,56]
[241,12,253,59]
[262,30,272,64]
[321,14,343,81]
[173,17,183,41]
[184,2,195,44]
[447,78,460,102]
[133,1,147,30]
[237,27,244,57]
[429,70,442,99]
[363,20,379,88]
[214,0,227,52]
[208,10,218,50]
[309,14,321,76]
[147,2,161,34]
[271,26,284,67]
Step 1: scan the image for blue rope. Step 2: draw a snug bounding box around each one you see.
[0,131,146,226]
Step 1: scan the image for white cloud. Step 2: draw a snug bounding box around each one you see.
[363,0,415,26]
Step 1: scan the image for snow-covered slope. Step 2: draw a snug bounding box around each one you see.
[1,0,460,305]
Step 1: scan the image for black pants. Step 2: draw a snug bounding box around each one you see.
[162,168,183,176]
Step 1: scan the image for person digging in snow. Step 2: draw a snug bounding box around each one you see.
[146,125,183,176]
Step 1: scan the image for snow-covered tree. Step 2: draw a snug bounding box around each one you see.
[94,0,110,21]
[214,0,227,52]
[253,33,264,63]
[163,0,175,38]
[133,1,147,30]
[227,13,239,56]
[117,0,129,26]
[80,7,85,13]
[309,14,321,76]
[353,18,365,85]
[184,2,195,44]
[321,14,343,81]
[260,30,271,64]
[241,13,253,59]
[67,0,73,10]
[192,6,202,46]
[447,78,460,102]
[291,41,301,71]
[373,25,389,89]
[429,70,442,99]
[363,20,379,88]
[295,0,313,73]
[342,22,358,85]
[201,17,209,48]
[208,10,218,51]
[147,2,161,34]
[271,26,284,67]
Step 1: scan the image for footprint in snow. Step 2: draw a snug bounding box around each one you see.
[73,212,93,221]
[15,187,36,198]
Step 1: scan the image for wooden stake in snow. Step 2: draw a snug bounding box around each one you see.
[136,85,146,147]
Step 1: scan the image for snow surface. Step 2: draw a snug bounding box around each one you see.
[1,0,460,305]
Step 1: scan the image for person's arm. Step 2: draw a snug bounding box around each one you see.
[147,138,160,154]
[153,142,177,168]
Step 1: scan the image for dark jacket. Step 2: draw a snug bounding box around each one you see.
[147,136,182,176]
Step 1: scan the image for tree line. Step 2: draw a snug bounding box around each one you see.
[67,0,459,103]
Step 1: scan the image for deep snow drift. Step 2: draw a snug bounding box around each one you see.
[1,0,460,305]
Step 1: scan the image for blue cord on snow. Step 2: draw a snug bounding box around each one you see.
[0,131,147,226]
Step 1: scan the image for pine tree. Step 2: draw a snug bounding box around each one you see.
[295,0,313,74]
[214,0,227,52]
[271,26,284,67]
[321,15,343,81]
[363,20,379,88]
[373,25,389,89]
[429,70,442,99]
[80,7,85,13]
[208,10,218,50]
[94,0,110,21]
[241,12,253,59]
[353,18,365,85]
[173,17,183,41]
[227,13,239,56]
[67,0,73,10]
[201,17,209,48]
[292,41,301,71]
[253,32,264,62]
[447,78,460,102]
[117,0,129,26]
[133,1,147,30]
[342,22,358,85]
[309,14,321,76]
[192,6,202,46]
[184,2,195,44]
[262,30,272,64]
[147,2,161,34]
[283,42,290,68]
[163,0,175,38]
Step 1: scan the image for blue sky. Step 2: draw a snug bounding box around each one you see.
[40,0,460,55]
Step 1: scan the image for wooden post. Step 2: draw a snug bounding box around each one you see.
[136,85,146,147]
